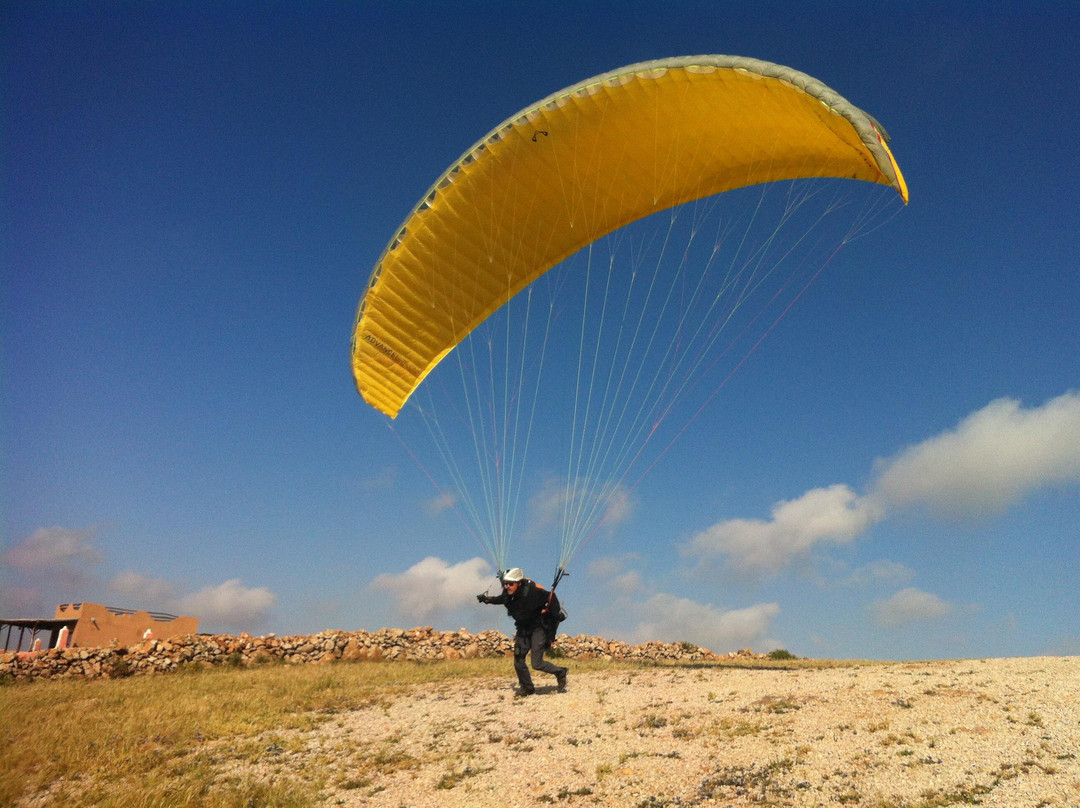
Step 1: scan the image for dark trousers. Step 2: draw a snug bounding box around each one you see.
[513,627,566,691]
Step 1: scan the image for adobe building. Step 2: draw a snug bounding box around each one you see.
[0,603,198,652]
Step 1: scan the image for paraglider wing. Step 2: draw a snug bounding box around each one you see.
[352,55,908,418]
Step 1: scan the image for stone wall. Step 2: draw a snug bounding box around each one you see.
[0,627,760,682]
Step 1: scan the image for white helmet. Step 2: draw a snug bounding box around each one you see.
[502,567,524,583]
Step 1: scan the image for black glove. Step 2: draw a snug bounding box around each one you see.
[476,594,488,603]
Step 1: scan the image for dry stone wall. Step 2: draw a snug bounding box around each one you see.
[0,627,759,682]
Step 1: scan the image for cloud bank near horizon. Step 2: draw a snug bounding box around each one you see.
[347,392,1080,651]
[1,526,277,633]
[7,392,1075,649]
[366,551,785,652]
[629,593,781,652]
[870,587,953,628]
[682,391,1080,577]
[371,556,494,621]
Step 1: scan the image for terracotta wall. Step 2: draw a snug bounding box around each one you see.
[56,603,199,648]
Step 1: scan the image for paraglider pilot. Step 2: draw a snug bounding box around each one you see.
[478,568,567,696]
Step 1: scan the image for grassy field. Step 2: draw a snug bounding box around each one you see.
[0,655,847,808]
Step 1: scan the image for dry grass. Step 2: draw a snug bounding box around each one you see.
[0,657,494,807]
[1,654,834,807]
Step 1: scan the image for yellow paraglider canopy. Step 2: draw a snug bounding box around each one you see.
[352,55,907,417]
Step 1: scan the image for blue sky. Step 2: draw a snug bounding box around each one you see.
[3,2,1078,660]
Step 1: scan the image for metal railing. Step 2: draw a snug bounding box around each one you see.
[56,603,182,622]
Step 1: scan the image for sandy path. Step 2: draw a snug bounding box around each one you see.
[250,656,1080,807]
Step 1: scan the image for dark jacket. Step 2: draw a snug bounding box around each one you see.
[486,579,554,635]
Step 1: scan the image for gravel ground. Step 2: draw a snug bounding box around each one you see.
[254,656,1080,807]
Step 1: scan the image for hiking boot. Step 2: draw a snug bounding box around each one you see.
[556,669,568,692]
[514,686,535,697]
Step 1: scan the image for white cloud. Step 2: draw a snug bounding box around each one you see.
[587,554,640,579]
[371,556,493,621]
[599,487,634,527]
[607,570,644,594]
[682,484,884,575]
[0,526,280,634]
[870,587,952,627]
[368,554,777,654]
[803,557,915,590]
[873,391,1080,514]
[676,391,1080,583]
[529,478,573,527]
[529,477,634,531]
[177,579,276,633]
[107,571,177,605]
[109,573,278,634]
[424,492,457,516]
[631,594,780,653]
[586,554,645,595]
[841,560,916,588]
[583,557,780,652]
[4,526,103,571]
